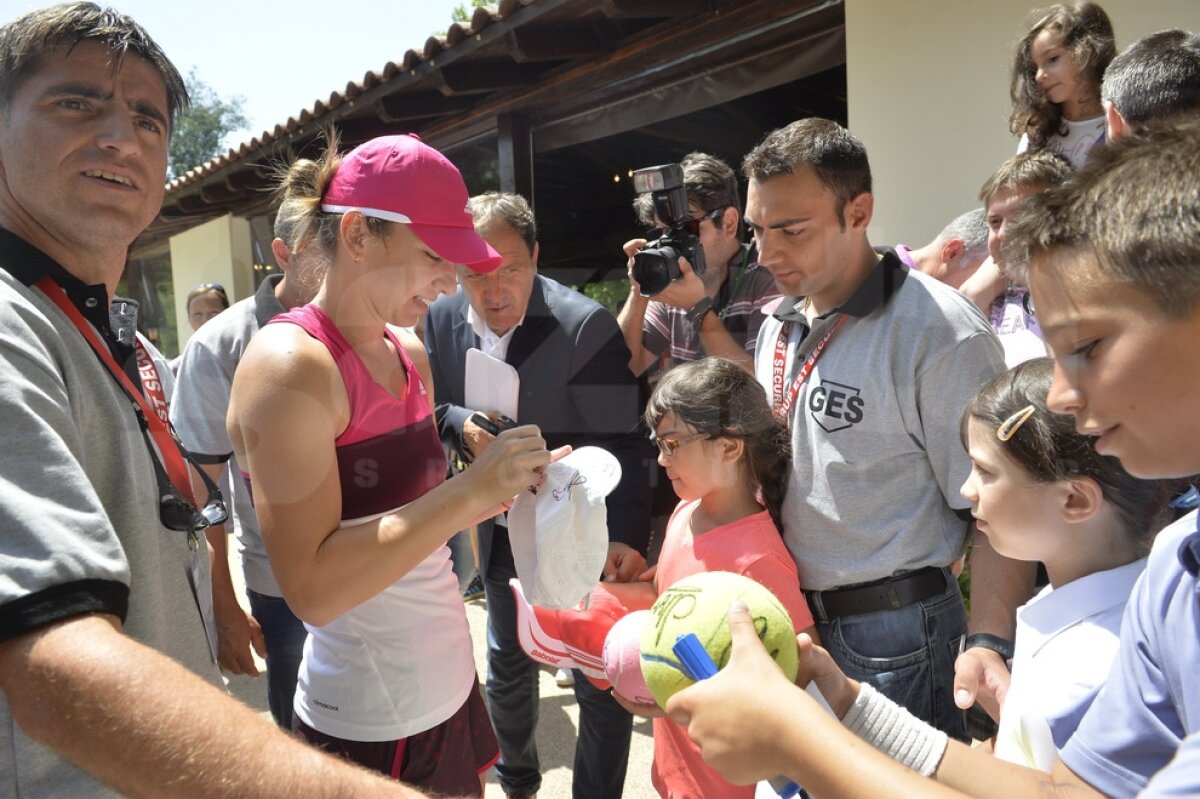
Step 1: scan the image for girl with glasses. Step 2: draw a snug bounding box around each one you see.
[620,357,818,799]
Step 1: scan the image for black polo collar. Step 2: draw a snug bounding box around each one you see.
[253,273,287,328]
[0,226,116,342]
[774,248,908,325]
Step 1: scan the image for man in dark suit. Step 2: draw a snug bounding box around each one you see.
[424,192,653,799]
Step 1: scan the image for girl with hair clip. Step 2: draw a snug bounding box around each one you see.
[954,356,1161,769]
[227,132,556,797]
[623,357,819,799]
[662,358,1171,799]
[785,358,1164,785]
[1011,2,1115,169]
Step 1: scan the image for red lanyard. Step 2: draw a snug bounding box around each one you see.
[771,313,847,421]
[37,277,196,505]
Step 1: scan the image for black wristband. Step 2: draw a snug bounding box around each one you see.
[963,632,1015,662]
[685,296,714,327]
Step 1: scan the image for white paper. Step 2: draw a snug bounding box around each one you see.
[465,347,519,421]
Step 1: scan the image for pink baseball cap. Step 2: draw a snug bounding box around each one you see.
[320,134,501,273]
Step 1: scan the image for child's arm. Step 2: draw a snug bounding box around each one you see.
[766,621,1107,799]
[959,256,1006,313]
[666,604,970,797]
[668,605,1108,799]
[606,570,661,715]
[597,578,657,610]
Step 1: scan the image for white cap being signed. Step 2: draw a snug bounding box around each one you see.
[507,446,621,609]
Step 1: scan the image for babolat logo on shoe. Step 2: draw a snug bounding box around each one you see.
[808,380,865,433]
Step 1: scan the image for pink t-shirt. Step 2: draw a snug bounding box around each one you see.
[651,499,813,799]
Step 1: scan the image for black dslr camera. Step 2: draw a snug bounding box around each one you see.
[631,164,706,297]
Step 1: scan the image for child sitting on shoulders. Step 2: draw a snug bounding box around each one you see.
[1010,1,1115,168]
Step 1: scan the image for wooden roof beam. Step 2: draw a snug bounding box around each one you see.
[505,23,610,63]
[198,181,241,204]
[599,0,708,18]
[167,195,223,215]
[375,93,479,122]
[432,63,542,96]
[225,167,273,192]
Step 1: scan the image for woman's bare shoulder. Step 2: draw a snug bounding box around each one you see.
[233,321,346,421]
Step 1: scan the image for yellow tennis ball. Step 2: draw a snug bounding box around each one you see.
[640,571,799,708]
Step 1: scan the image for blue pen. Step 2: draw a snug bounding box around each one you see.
[672,633,808,799]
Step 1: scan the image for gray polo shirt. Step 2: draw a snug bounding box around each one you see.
[172,274,286,596]
[755,250,1004,591]
[0,229,219,797]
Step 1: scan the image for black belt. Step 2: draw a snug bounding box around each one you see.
[804,566,949,623]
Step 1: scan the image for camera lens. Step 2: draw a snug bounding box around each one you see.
[632,246,680,296]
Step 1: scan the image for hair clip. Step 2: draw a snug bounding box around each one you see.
[997,405,1036,442]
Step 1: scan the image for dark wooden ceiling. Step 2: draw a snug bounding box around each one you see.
[138,0,846,270]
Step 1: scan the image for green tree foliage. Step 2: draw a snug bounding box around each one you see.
[579,278,631,315]
[168,69,250,180]
[451,0,490,24]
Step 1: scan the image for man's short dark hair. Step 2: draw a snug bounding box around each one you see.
[0,2,188,125]
[741,118,872,229]
[1005,120,1200,317]
[1101,29,1200,128]
[632,152,740,228]
[469,191,537,255]
[978,150,1072,208]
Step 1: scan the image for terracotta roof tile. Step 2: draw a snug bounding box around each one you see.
[164,2,524,195]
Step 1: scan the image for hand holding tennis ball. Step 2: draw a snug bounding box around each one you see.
[640,571,799,708]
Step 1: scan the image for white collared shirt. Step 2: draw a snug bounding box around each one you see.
[466,304,523,529]
[467,304,523,360]
[994,557,1148,771]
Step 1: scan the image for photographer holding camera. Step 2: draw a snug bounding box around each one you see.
[617,152,779,376]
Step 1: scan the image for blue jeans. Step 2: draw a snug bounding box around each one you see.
[814,569,968,741]
[246,589,308,730]
[483,534,633,798]
[570,666,632,799]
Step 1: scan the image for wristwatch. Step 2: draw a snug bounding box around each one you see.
[685,296,714,327]
[962,633,1015,663]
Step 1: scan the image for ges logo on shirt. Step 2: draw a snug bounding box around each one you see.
[808,379,865,433]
